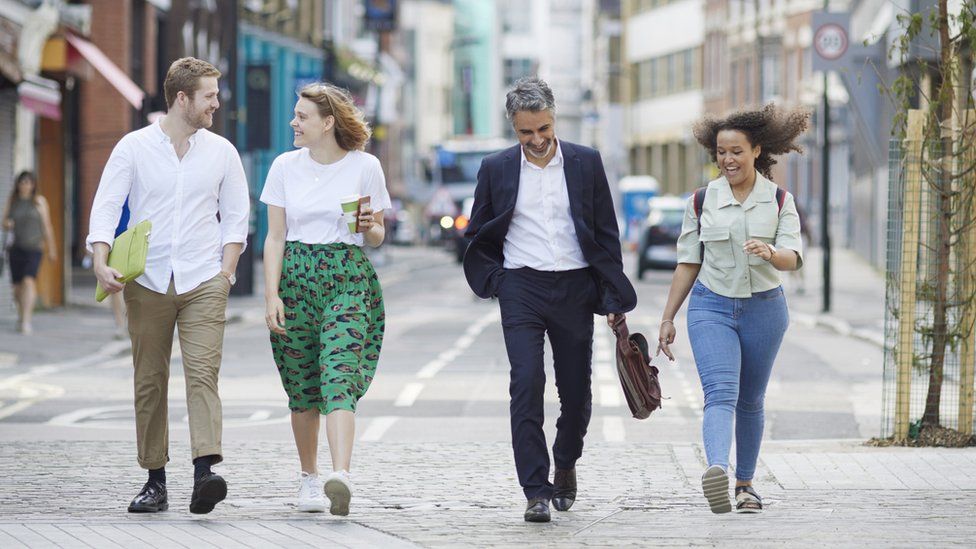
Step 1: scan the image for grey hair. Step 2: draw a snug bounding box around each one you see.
[505,77,556,120]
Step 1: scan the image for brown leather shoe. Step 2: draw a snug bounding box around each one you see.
[524,497,551,522]
[552,468,577,511]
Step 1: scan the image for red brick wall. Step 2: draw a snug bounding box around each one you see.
[78,0,131,248]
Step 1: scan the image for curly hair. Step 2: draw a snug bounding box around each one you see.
[693,104,810,179]
[299,83,371,151]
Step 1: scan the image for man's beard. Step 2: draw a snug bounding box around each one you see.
[525,139,552,159]
[184,106,213,130]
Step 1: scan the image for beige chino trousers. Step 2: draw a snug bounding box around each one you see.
[124,274,230,469]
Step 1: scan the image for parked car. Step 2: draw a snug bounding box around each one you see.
[636,196,687,278]
[452,196,475,263]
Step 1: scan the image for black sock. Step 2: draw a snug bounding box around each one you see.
[148,467,166,485]
[193,455,215,481]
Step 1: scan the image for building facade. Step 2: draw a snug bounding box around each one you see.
[622,0,706,196]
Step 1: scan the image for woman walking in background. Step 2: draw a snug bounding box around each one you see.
[2,171,57,335]
[657,105,808,514]
[262,83,390,515]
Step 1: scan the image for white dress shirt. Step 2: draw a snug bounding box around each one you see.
[503,140,589,271]
[86,120,250,295]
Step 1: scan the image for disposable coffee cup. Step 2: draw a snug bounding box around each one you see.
[340,194,360,233]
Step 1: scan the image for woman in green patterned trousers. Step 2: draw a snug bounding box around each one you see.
[261,83,390,515]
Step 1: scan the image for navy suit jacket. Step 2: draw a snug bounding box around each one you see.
[461,141,637,315]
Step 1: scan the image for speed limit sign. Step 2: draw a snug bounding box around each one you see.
[814,23,848,61]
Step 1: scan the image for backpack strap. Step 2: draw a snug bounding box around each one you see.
[694,187,707,262]
[695,186,785,264]
[694,187,707,232]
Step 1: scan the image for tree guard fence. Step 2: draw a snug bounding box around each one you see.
[883,109,976,441]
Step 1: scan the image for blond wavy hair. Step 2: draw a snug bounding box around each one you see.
[299,83,371,151]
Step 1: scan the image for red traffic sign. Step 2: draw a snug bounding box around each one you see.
[814,22,849,61]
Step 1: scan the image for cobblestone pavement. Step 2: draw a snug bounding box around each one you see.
[1,440,974,548]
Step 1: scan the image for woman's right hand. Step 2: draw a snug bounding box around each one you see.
[1,218,12,231]
[657,321,676,361]
[266,296,287,334]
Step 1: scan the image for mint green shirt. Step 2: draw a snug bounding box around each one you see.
[676,172,804,298]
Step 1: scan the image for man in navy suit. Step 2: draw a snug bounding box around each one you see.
[463,78,637,523]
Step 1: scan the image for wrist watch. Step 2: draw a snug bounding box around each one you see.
[221,270,237,286]
[766,244,778,261]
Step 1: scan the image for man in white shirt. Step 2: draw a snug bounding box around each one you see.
[463,78,637,523]
[87,57,249,515]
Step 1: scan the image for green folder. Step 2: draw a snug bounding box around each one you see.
[95,220,152,302]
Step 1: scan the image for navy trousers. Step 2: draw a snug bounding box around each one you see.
[497,267,596,500]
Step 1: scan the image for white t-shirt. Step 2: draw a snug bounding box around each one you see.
[259,148,392,246]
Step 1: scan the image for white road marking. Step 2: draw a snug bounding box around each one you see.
[599,384,622,407]
[248,410,271,421]
[394,382,425,407]
[594,359,615,381]
[603,416,625,442]
[48,405,132,427]
[0,381,65,420]
[47,402,291,429]
[0,337,136,419]
[360,416,399,441]
[672,363,704,418]
[0,352,17,368]
[416,359,447,379]
[416,310,499,380]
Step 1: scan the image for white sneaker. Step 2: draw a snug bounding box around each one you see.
[296,472,325,512]
[323,470,352,516]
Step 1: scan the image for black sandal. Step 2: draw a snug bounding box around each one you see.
[734,485,763,513]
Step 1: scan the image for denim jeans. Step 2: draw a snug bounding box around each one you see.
[687,280,788,481]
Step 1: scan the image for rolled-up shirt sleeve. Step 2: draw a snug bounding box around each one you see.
[676,195,702,264]
[219,145,251,252]
[775,192,804,268]
[86,139,133,252]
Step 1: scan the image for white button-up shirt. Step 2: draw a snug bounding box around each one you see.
[503,140,589,271]
[86,120,250,295]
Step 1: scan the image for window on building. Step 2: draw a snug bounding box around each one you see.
[500,0,532,33]
[629,0,675,16]
[785,49,797,102]
[743,58,754,104]
[678,142,688,188]
[683,49,694,90]
[504,58,535,86]
[631,62,641,100]
[650,57,660,97]
[667,54,677,94]
[609,36,622,103]
[761,45,781,101]
[731,60,739,105]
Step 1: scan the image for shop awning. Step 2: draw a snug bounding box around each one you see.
[18,75,61,120]
[64,31,144,110]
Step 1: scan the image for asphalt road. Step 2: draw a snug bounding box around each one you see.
[0,245,883,448]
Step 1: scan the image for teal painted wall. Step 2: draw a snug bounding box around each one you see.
[453,0,495,137]
[237,31,323,252]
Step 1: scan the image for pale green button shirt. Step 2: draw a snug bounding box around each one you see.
[676,172,804,298]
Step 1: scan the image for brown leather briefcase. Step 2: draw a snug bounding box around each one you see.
[611,314,662,419]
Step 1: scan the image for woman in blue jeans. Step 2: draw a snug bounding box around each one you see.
[657,105,808,514]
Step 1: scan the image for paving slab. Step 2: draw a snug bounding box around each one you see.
[0,440,973,547]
